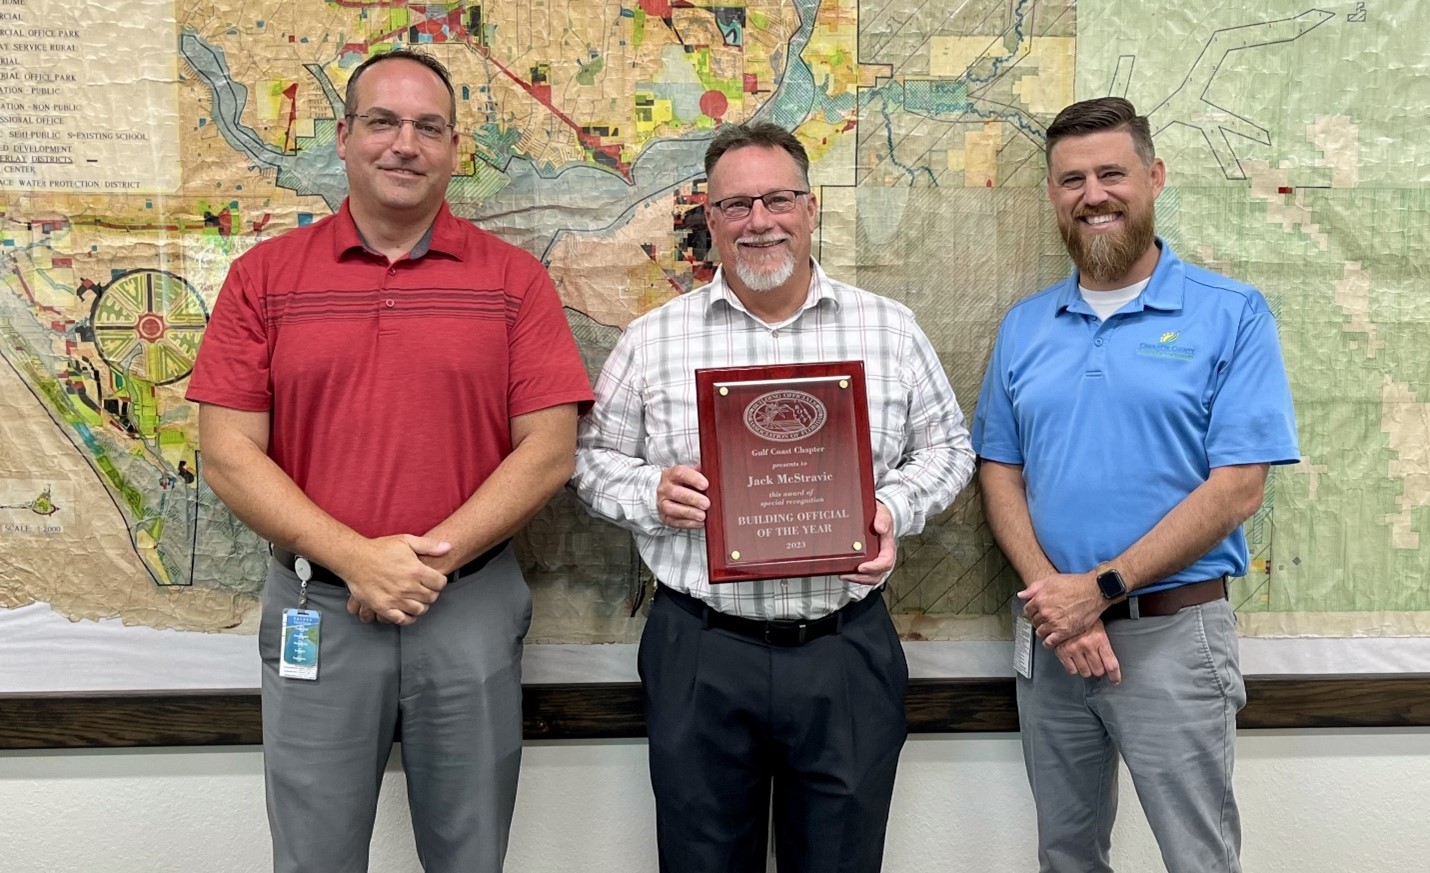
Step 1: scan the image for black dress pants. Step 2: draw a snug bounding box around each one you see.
[638,586,909,873]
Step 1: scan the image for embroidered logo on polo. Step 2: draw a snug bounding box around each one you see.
[1136,330,1197,361]
[743,391,827,441]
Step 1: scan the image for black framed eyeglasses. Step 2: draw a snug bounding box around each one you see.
[708,189,809,220]
[346,112,454,141]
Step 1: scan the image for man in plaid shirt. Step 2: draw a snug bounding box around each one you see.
[572,121,974,873]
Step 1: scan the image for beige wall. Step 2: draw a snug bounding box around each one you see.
[2,730,1427,872]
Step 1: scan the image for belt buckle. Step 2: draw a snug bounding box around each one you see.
[764,621,808,646]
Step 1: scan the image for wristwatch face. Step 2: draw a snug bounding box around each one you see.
[1096,568,1126,600]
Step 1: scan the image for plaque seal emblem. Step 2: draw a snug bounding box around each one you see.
[743,391,827,441]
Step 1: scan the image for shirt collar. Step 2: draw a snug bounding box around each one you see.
[333,199,466,262]
[705,259,841,326]
[1055,238,1184,317]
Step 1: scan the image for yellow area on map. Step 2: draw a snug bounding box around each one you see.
[1012,38,1076,115]
[929,35,1017,78]
[957,123,1003,187]
[800,117,853,174]
[803,0,859,101]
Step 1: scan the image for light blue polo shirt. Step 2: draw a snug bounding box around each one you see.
[972,241,1300,594]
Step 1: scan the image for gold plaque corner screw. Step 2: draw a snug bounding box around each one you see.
[730,550,741,560]
[852,541,864,551]
[839,379,849,389]
[719,387,729,396]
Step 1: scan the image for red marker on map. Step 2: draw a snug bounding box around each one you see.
[700,90,729,122]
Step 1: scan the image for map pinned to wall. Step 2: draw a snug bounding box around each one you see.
[1,0,1427,684]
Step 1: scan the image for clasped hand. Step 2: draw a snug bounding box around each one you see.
[1018,572,1121,682]
[340,534,452,625]
[1017,571,1108,648]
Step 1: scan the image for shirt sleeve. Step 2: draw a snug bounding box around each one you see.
[874,323,976,538]
[506,262,596,417]
[1205,294,1300,467]
[571,322,667,536]
[184,257,272,411]
[971,317,1023,466]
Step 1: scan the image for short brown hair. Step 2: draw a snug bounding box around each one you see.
[344,49,457,124]
[704,122,810,187]
[1045,97,1154,167]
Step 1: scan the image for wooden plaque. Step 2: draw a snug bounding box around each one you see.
[695,361,877,583]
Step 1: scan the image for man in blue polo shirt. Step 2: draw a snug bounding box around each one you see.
[973,97,1299,872]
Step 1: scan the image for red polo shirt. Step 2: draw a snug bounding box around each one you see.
[187,200,594,538]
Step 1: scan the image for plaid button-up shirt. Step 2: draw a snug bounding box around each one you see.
[573,262,974,620]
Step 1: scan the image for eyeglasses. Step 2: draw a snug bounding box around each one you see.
[708,189,809,220]
[346,112,454,141]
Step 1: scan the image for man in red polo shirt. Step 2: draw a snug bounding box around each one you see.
[186,49,593,873]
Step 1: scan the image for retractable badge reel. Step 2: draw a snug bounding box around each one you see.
[280,556,321,680]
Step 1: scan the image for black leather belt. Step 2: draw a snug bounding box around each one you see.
[272,539,511,587]
[657,582,882,646]
[1102,576,1228,622]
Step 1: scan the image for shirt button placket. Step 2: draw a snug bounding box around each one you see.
[1090,321,1113,371]
[1078,318,1096,374]
[379,262,398,335]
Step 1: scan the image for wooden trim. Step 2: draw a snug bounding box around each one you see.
[1236,675,1430,729]
[3,675,1427,750]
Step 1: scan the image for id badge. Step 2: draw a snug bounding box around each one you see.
[279,608,321,680]
[1012,599,1034,679]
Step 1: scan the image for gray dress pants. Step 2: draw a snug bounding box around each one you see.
[258,545,530,873]
[1019,599,1246,873]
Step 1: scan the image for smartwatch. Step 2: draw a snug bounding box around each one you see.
[1095,564,1127,600]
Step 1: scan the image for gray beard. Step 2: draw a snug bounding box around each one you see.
[731,247,796,292]
[1061,208,1156,285]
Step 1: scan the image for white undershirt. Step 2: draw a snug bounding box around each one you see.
[1080,277,1150,321]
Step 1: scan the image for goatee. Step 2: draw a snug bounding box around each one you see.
[1060,203,1156,286]
[731,234,796,292]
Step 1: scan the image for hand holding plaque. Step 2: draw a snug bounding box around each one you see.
[695,361,877,583]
